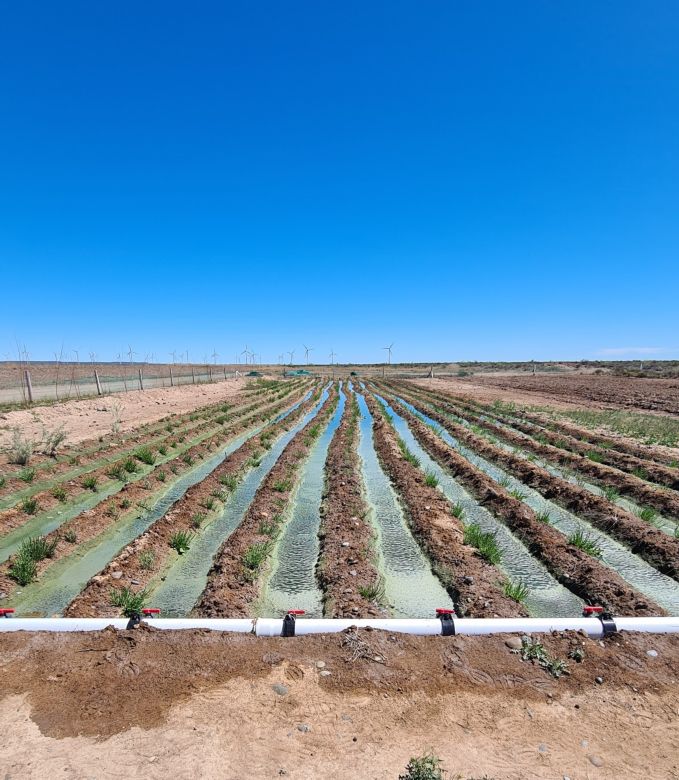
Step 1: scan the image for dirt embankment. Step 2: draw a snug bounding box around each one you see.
[1,626,677,779]
[0,376,254,449]
[317,389,384,617]
[454,373,679,415]
[399,384,679,579]
[364,392,525,618]
[0,383,307,535]
[195,389,339,617]
[65,387,324,617]
[0,388,314,607]
[379,390,663,616]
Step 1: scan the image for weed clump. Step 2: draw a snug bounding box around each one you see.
[568,527,603,558]
[424,471,439,488]
[399,753,446,780]
[463,523,502,565]
[169,531,193,553]
[8,428,33,465]
[515,636,569,678]
[109,586,148,617]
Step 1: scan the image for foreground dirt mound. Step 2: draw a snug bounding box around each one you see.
[0,626,677,778]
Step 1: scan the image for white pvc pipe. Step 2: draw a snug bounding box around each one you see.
[0,616,677,635]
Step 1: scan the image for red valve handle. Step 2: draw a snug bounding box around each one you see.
[583,605,603,615]
[287,610,305,615]
[142,608,161,614]
[0,608,15,615]
[436,608,455,615]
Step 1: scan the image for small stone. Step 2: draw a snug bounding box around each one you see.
[538,744,547,754]
[272,684,288,696]
[349,570,357,577]
[341,542,350,548]
[297,724,311,733]
[505,637,523,650]
[111,571,123,580]
[315,661,326,669]
[581,739,589,748]
[130,579,141,585]
[646,649,658,658]
[424,505,431,511]
[462,576,474,585]
[320,670,332,677]
[589,755,604,767]
[595,676,604,685]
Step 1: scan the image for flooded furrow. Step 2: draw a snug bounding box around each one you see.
[398,396,679,616]
[148,387,331,616]
[355,393,453,617]
[373,393,582,617]
[257,386,347,616]
[8,392,312,616]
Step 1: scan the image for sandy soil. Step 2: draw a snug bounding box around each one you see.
[0,626,677,779]
[0,380,246,449]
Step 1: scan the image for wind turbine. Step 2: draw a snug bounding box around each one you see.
[288,350,295,365]
[212,348,219,365]
[278,353,284,364]
[303,344,313,365]
[170,350,177,364]
[241,345,250,365]
[383,343,394,364]
[329,349,336,365]
[127,345,136,364]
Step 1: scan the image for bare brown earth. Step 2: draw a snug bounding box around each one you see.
[0,626,677,779]
[394,383,679,580]
[377,388,662,616]
[65,388,318,617]
[0,379,246,449]
[196,389,338,617]
[455,374,679,415]
[318,390,384,617]
[364,392,525,618]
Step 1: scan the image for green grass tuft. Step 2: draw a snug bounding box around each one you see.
[568,527,603,558]
[463,523,502,565]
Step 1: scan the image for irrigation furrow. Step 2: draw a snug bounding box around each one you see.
[65,386,323,616]
[171,386,336,617]
[316,386,384,617]
[0,382,311,556]
[372,392,583,617]
[385,389,676,615]
[0,378,308,509]
[392,384,679,579]
[5,388,317,615]
[414,386,679,522]
[362,391,519,617]
[257,386,347,616]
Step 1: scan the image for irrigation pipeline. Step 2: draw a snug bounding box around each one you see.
[0,615,677,636]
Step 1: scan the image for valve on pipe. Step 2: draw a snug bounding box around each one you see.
[582,605,617,637]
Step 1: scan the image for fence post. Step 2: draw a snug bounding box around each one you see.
[169,367,174,387]
[192,367,195,384]
[223,367,227,381]
[138,368,144,391]
[208,366,213,382]
[24,370,34,404]
[94,370,103,396]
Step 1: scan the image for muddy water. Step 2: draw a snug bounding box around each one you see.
[373,394,582,617]
[400,398,679,616]
[257,386,346,617]
[8,393,313,616]
[148,387,331,616]
[355,393,453,617]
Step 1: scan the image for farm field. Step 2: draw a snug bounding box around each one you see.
[2,373,679,777]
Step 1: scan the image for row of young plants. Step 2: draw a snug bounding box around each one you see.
[389,382,679,578]
[492,399,679,461]
[0,378,306,508]
[0,383,316,602]
[64,383,326,617]
[442,392,679,521]
[317,389,385,617]
[194,387,340,618]
[446,395,679,491]
[374,384,664,615]
[0,380,309,538]
[363,391,527,618]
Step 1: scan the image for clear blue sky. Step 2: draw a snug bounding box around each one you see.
[1,2,678,364]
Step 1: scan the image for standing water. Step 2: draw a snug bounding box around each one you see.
[355,392,453,617]
[373,393,582,617]
[257,385,346,616]
[149,386,332,616]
